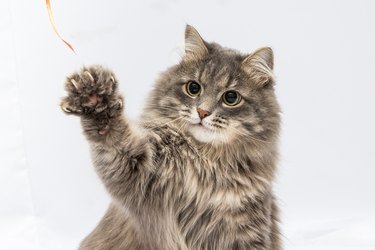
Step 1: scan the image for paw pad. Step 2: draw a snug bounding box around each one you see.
[98,125,109,135]
[83,94,103,107]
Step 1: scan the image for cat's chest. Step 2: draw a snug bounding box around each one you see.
[182,159,255,210]
[151,126,257,207]
[176,160,256,248]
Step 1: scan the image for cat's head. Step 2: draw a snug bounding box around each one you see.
[146,25,280,146]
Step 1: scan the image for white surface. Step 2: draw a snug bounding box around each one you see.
[1,0,374,249]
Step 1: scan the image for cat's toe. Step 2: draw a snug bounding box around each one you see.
[60,97,82,114]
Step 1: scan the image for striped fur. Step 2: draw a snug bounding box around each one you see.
[61,25,281,250]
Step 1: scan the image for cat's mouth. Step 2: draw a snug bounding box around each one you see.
[193,123,211,131]
[188,121,222,143]
[191,120,214,131]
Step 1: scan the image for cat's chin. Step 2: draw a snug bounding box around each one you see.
[189,124,220,144]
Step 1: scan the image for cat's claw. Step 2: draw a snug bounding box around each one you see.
[61,65,123,116]
[61,104,72,113]
[70,79,80,91]
[84,71,95,82]
[60,97,83,114]
[117,98,123,109]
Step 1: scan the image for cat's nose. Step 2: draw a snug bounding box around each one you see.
[197,108,211,119]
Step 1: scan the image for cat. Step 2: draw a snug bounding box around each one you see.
[61,25,281,250]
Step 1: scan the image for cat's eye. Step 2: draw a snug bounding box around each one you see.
[222,91,241,106]
[186,81,201,97]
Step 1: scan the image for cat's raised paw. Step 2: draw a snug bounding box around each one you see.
[60,65,123,116]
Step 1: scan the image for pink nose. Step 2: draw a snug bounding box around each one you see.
[197,108,210,119]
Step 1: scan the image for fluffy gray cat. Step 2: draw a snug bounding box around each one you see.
[61,25,281,250]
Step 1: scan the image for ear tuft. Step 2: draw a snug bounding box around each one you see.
[242,47,275,86]
[184,25,208,62]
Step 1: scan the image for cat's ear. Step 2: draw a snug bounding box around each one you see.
[241,47,274,86]
[184,25,208,62]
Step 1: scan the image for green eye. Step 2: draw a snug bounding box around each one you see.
[223,91,241,106]
[186,81,201,97]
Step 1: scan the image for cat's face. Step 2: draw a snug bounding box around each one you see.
[147,25,280,146]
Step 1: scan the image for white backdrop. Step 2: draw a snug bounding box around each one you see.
[1,0,375,249]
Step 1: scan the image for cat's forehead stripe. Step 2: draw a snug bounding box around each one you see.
[227,80,238,89]
[193,69,200,80]
[215,67,231,87]
[198,62,233,88]
[198,64,207,84]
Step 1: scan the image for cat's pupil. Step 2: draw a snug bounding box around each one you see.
[224,91,239,105]
[188,81,201,95]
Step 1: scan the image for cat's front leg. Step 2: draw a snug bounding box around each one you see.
[60,65,154,208]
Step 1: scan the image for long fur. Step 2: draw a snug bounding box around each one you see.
[61,25,281,250]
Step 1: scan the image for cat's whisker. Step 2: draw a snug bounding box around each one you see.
[146,104,179,108]
[142,117,173,125]
[145,105,182,113]
[142,107,186,123]
[229,126,274,145]
[177,120,189,135]
[148,116,185,129]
